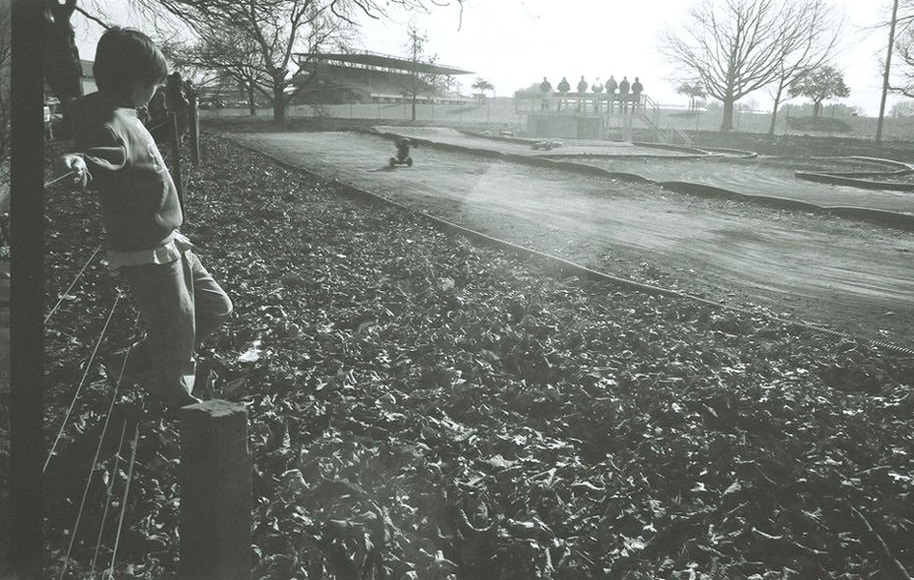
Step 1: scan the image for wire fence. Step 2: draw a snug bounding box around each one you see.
[56,320,140,580]
[41,108,200,578]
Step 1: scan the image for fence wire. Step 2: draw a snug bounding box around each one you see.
[90,420,127,573]
[107,418,141,580]
[44,292,122,474]
[57,314,139,580]
[45,245,103,325]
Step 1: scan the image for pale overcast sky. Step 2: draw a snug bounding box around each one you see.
[74,0,906,116]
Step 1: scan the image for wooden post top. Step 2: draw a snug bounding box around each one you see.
[181,399,248,419]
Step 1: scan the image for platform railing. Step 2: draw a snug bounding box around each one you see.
[641,95,693,146]
[513,93,693,145]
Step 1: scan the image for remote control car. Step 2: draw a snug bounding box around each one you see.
[389,138,415,168]
[531,140,562,150]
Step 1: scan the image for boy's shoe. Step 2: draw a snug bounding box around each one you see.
[140,386,202,420]
[104,343,201,411]
[160,393,204,421]
[160,385,203,409]
[192,362,216,401]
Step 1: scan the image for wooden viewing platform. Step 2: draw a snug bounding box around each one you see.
[514,92,692,145]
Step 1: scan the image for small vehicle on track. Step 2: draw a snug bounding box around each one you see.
[531,140,562,151]
[390,138,415,168]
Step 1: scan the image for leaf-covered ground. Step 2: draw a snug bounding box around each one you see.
[43,134,914,579]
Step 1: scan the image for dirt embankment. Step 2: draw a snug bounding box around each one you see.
[229,130,914,346]
[204,116,914,164]
[685,130,914,164]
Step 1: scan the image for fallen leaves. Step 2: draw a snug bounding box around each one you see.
[41,134,914,579]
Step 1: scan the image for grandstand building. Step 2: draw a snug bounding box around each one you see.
[292,51,473,105]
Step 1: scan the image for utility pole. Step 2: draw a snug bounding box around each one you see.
[407,24,423,122]
[876,0,900,145]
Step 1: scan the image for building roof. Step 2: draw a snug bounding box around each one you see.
[295,51,472,76]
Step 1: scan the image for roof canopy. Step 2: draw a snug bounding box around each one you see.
[296,51,472,76]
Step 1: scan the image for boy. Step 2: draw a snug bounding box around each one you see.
[58,27,232,409]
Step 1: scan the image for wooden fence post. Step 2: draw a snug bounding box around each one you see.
[169,112,185,217]
[179,400,251,580]
[189,102,200,166]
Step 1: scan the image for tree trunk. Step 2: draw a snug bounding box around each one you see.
[812,101,822,118]
[720,98,735,131]
[273,84,286,125]
[247,85,255,116]
[768,84,784,136]
[410,71,418,121]
[43,0,83,139]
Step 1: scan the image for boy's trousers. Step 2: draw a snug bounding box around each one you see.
[120,250,232,403]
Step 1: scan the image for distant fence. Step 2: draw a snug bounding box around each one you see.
[200,98,914,142]
[202,99,528,126]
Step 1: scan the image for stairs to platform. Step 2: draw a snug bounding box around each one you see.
[640,96,693,146]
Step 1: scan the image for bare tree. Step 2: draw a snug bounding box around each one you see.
[662,0,840,132]
[43,0,83,138]
[889,99,914,116]
[164,20,323,117]
[125,0,464,123]
[134,0,464,26]
[156,36,234,105]
[675,81,706,112]
[472,77,494,102]
[788,64,849,117]
[890,0,914,30]
[764,0,841,135]
[132,1,349,122]
[890,14,914,97]
[876,0,907,143]
[404,22,436,121]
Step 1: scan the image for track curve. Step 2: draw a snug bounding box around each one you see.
[228,130,914,346]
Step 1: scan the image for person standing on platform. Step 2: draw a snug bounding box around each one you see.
[618,76,630,113]
[540,76,553,110]
[576,75,588,111]
[591,77,604,112]
[605,75,618,114]
[556,76,571,111]
[631,77,644,113]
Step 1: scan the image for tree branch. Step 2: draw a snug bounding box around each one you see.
[74,5,112,30]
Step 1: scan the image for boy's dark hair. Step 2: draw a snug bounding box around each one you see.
[93,27,168,93]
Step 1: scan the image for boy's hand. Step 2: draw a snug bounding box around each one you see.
[56,154,90,191]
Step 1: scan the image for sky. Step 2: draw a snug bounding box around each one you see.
[73,0,907,116]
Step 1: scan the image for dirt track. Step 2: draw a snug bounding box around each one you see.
[376,126,914,214]
[229,130,914,346]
